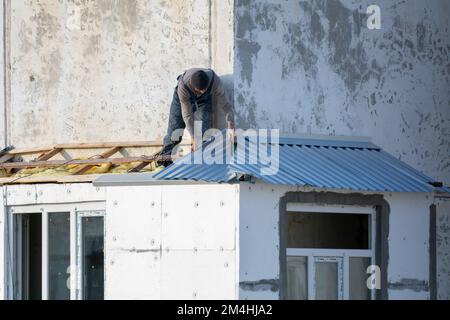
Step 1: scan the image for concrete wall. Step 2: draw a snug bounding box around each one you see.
[234,0,450,186]
[6,0,234,148]
[385,192,432,299]
[0,1,5,148]
[436,197,450,299]
[238,181,434,299]
[105,184,238,299]
[0,187,5,299]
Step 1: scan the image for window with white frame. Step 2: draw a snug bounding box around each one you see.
[285,203,376,300]
[7,203,105,300]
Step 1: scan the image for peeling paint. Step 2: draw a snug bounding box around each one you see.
[239,279,279,292]
[388,278,429,292]
[236,39,261,86]
[235,0,450,186]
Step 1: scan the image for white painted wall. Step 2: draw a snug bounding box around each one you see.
[238,181,434,300]
[384,192,433,299]
[238,181,296,300]
[104,183,239,300]
[0,180,440,300]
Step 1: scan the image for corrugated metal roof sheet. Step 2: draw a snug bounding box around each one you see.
[153,134,447,193]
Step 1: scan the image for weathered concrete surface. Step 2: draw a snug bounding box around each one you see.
[436,197,450,299]
[0,1,5,148]
[385,192,432,299]
[8,0,219,147]
[235,0,450,186]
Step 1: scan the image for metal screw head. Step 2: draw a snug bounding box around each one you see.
[151,201,155,207]
[40,208,44,212]
[192,292,197,298]
[113,200,118,206]
[220,201,224,207]
[110,260,115,265]
[10,208,14,213]
[193,247,198,253]
[224,262,229,268]
[27,191,31,196]
[150,239,155,245]
[164,212,168,218]
[194,201,199,208]
[39,191,43,196]
[113,236,117,242]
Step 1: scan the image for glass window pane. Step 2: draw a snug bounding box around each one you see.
[349,257,371,300]
[14,213,42,300]
[287,256,307,300]
[82,216,104,300]
[48,212,70,300]
[315,262,338,300]
[288,212,369,249]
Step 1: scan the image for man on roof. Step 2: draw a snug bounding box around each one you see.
[157,68,235,166]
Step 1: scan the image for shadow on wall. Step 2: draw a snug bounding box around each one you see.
[214,74,234,130]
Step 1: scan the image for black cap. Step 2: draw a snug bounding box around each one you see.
[191,70,210,91]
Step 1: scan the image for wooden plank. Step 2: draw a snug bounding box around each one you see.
[17,174,100,184]
[54,140,192,149]
[0,177,15,184]
[73,146,122,175]
[13,147,63,176]
[0,155,173,169]
[0,174,101,185]
[0,154,14,163]
[55,141,164,149]
[7,146,53,155]
[0,146,14,157]
[37,148,63,161]
[128,161,152,173]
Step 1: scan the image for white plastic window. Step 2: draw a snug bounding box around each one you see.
[286,203,376,300]
[7,203,105,300]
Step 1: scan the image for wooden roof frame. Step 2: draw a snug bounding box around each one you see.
[0,140,188,185]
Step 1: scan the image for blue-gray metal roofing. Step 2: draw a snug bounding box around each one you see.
[153,136,445,193]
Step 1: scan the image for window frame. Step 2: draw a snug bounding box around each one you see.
[286,203,376,300]
[76,210,105,300]
[7,202,105,300]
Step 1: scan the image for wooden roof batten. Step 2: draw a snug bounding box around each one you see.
[0,140,184,185]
